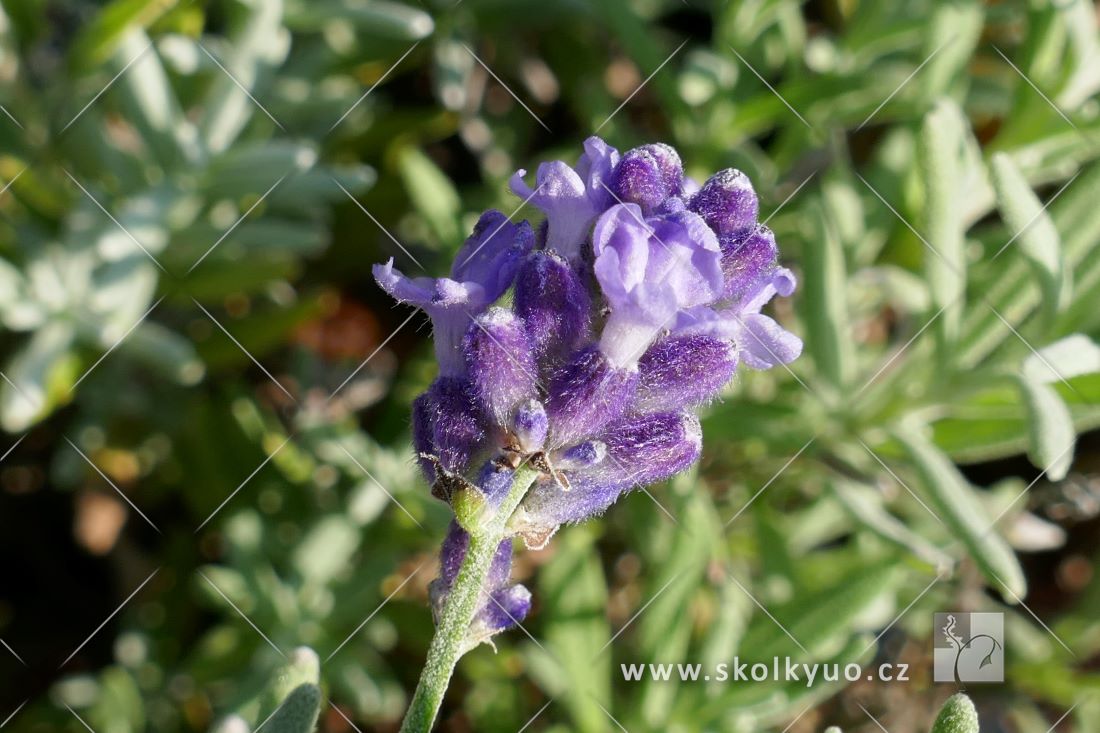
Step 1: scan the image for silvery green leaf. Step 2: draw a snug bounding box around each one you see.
[918,99,967,350]
[638,474,718,724]
[991,153,1069,315]
[1021,333,1100,383]
[0,258,45,331]
[196,566,255,611]
[861,265,931,313]
[1016,375,1075,481]
[67,0,174,70]
[268,165,376,210]
[122,322,206,386]
[266,684,321,733]
[828,478,952,572]
[699,566,751,684]
[202,142,319,199]
[1056,0,1100,109]
[198,0,289,155]
[799,200,852,391]
[284,0,433,39]
[964,162,1100,364]
[739,560,900,660]
[397,146,461,247]
[113,29,200,167]
[209,714,250,733]
[433,36,476,112]
[292,516,360,586]
[26,246,94,312]
[0,321,77,432]
[87,256,158,333]
[260,647,320,721]
[527,526,610,733]
[892,426,1026,601]
[919,1,984,101]
[1006,510,1066,553]
[227,220,326,255]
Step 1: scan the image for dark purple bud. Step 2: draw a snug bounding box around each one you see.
[463,307,538,428]
[636,334,738,412]
[474,584,532,634]
[557,440,607,470]
[545,346,639,447]
[473,462,517,507]
[434,523,512,591]
[512,399,548,453]
[611,144,683,211]
[428,376,488,473]
[601,411,702,487]
[437,521,470,588]
[514,250,591,363]
[411,391,436,481]
[720,224,779,301]
[689,168,758,237]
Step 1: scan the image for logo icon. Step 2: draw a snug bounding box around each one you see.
[933,612,1004,682]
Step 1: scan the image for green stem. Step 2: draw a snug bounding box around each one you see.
[400,464,540,733]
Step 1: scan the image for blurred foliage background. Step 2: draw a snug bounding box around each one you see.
[2,0,1100,731]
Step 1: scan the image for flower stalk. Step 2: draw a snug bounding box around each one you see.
[400,463,541,733]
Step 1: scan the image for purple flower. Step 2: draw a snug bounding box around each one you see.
[592,203,725,367]
[720,224,779,301]
[373,211,533,375]
[669,224,802,371]
[510,137,620,261]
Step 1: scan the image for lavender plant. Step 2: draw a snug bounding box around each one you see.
[374,137,801,731]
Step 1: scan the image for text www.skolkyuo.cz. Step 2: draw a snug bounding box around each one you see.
[621,658,910,687]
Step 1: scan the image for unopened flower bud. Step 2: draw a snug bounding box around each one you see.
[689,168,758,237]
[463,307,538,428]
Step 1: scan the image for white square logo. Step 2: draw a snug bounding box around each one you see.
[933,612,1004,683]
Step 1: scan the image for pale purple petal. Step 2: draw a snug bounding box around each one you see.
[738,313,803,369]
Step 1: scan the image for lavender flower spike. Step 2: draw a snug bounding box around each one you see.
[386,137,801,733]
